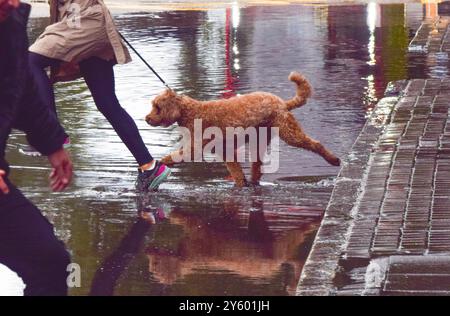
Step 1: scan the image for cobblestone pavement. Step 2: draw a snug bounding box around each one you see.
[297,16,450,296]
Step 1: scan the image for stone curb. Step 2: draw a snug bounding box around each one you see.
[296,84,406,296]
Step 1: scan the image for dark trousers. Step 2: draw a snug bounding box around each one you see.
[28,52,153,166]
[0,179,70,296]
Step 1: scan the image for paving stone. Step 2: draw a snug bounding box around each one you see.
[299,18,450,296]
[383,256,450,295]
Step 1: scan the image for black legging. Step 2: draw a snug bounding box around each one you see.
[29,52,153,166]
[0,178,70,296]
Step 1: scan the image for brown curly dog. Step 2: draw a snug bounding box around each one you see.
[146,72,341,187]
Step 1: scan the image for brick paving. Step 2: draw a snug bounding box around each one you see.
[297,16,450,296]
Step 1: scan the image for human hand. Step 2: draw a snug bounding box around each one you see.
[0,169,9,195]
[0,0,20,23]
[48,148,73,192]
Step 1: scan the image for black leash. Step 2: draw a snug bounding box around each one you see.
[119,32,172,90]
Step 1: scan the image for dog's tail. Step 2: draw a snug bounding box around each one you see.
[285,72,312,111]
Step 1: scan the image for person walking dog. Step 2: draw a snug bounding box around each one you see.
[0,0,73,295]
[28,0,170,191]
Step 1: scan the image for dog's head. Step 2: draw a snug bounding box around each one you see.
[146,89,182,127]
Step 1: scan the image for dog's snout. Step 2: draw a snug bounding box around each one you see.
[145,114,154,125]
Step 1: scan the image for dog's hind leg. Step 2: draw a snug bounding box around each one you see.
[275,112,340,166]
[251,160,263,185]
[250,129,273,185]
[225,162,248,187]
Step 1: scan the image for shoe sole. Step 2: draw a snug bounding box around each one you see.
[148,167,171,190]
[18,148,42,157]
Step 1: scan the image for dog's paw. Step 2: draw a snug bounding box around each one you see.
[233,179,250,188]
[160,156,175,166]
[330,157,341,166]
[249,181,261,187]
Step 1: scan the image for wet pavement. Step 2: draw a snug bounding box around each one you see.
[2,1,437,295]
[298,6,450,296]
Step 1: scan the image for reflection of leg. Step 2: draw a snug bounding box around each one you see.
[79,57,153,166]
[0,181,70,296]
[28,52,61,116]
[248,209,272,242]
[280,262,297,295]
[90,219,151,296]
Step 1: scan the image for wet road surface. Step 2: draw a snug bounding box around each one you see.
[4,1,433,295]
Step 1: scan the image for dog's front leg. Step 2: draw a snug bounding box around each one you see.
[225,162,248,187]
[161,143,198,166]
[161,149,184,166]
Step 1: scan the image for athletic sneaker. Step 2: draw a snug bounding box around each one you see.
[63,137,71,148]
[19,145,42,157]
[136,161,171,191]
[19,137,71,157]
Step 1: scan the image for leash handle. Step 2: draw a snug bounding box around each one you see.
[119,32,171,90]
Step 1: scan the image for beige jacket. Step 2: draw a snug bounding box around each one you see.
[30,0,131,82]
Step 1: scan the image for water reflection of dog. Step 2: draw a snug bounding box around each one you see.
[141,194,320,295]
[90,193,320,295]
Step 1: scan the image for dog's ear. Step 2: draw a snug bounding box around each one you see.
[165,101,181,123]
[157,91,181,124]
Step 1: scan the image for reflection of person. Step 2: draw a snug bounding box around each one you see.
[0,0,72,295]
[90,195,168,295]
[90,218,151,296]
[28,0,170,191]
